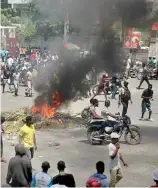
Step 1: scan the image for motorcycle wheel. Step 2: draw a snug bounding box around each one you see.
[137,73,142,80]
[92,85,99,95]
[87,129,103,145]
[124,126,142,145]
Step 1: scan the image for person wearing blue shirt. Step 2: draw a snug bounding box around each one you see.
[1,48,6,62]
[31,161,53,187]
[88,161,109,187]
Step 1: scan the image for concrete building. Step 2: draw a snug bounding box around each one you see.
[8,0,31,9]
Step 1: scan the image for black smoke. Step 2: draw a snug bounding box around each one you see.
[33,0,149,105]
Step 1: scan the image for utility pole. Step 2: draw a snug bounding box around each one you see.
[60,0,69,43]
[64,13,69,43]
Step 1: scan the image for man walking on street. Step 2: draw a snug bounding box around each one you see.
[108,133,128,187]
[118,81,132,116]
[2,66,11,93]
[140,84,153,121]
[13,70,20,96]
[26,68,33,97]
[137,62,150,89]
[19,115,37,160]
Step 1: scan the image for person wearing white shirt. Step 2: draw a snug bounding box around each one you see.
[108,132,128,187]
[89,99,118,128]
[13,70,20,96]
[7,56,14,68]
[26,69,32,96]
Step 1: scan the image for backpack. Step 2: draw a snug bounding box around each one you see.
[121,87,131,101]
[86,177,101,187]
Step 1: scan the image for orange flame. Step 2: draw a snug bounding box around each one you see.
[32,92,62,118]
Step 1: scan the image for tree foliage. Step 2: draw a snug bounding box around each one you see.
[20,21,36,42]
[0,8,21,25]
[1,13,11,26]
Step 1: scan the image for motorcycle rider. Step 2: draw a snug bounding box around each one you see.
[92,73,109,100]
[89,99,119,129]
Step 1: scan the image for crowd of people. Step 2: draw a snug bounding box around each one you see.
[90,60,154,121]
[1,115,158,187]
[0,47,59,97]
[1,49,158,187]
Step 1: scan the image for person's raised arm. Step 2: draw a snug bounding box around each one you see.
[109,143,120,159]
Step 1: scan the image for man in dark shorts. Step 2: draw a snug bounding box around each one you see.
[140,84,153,121]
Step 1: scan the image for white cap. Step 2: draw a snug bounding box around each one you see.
[152,169,158,180]
[111,132,120,139]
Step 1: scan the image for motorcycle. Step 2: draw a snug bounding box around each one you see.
[149,68,158,80]
[86,115,141,145]
[92,77,112,95]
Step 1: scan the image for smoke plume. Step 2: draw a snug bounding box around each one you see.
[32,0,149,105]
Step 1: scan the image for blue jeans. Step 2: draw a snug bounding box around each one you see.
[142,102,152,113]
[91,120,117,131]
[111,84,117,99]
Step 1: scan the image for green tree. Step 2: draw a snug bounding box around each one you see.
[20,21,37,42]
[1,8,21,25]
[1,14,11,26]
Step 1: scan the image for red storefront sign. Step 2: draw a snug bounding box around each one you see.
[152,22,158,31]
[124,28,141,49]
[131,32,141,48]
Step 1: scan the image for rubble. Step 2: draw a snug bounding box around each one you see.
[1,108,85,134]
[48,142,60,147]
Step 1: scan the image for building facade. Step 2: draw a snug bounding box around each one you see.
[0,26,19,56]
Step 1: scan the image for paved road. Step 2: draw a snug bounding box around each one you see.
[1,78,158,186]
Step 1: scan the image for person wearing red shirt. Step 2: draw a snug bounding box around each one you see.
[92,73,109,100]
